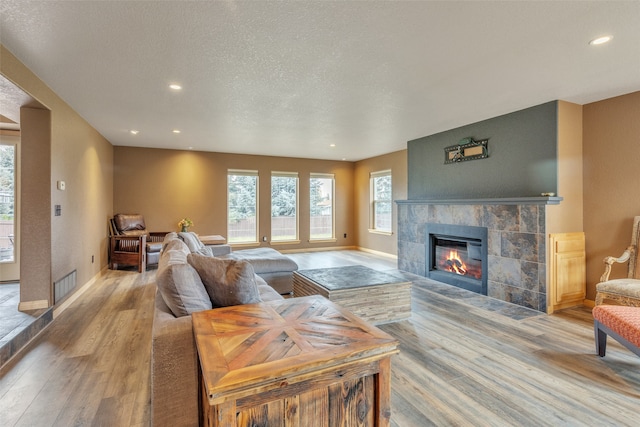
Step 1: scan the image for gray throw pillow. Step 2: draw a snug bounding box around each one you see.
[187,253,262,307]
[156,249,212,317]
[178,232,213,256]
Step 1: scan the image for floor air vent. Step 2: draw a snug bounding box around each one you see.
[54,270,77,303]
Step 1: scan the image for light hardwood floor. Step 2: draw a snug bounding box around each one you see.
[0,250,638,426]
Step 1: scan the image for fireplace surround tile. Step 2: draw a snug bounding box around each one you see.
[397,201,549,311]
[489,255,521,287]
[483,205,519,231]
[520,205,539,233]
[521,261,540,292]
[501,232,538,262]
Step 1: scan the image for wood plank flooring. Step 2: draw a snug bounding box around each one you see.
[1,250,639,426]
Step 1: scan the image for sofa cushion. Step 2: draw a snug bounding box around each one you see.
[156,246,212,317]
[255,275,284,302]
[187,253,262,307]
[179,232,214,256]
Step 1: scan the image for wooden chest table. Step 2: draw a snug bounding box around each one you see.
[192,295,399,427]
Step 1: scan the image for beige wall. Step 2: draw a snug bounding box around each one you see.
[583,91,640,300]
[1,45,114,306]
[354,150,407,256]
[546,101,584,234]
[113,147,355,251]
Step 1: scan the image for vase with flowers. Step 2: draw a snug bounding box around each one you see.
[178,218,194,232]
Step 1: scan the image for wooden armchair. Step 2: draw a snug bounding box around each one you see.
[109,214,167,272]
[595,216,640,307]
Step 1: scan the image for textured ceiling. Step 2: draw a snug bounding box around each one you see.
[1,1,639,161]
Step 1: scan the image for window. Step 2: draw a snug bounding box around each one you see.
[310,173,334,240]
[0,144,15,263]
[271,172,298,242]
[371,170,392,233]
[227,170,258,243]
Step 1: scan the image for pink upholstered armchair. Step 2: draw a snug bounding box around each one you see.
[109,214,167,272]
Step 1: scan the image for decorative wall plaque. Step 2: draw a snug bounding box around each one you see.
[444,137,489,164]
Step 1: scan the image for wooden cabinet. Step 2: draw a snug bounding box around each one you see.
[548,232,586,313]
[192,296,399,427]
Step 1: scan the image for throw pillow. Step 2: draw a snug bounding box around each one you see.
[178,232,213,256]
[162,237,190,259]
[156,251,212,317]
[187,253,261,307]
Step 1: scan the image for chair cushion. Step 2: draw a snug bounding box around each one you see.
[187,253,261,308]
[596,279,640,298]
[114,214,146,234]
[593,305,640,348]
[156,247,212,317]
[147,242,163,253]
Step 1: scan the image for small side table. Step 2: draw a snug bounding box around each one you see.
[192,295,399,427]
[199,234,226,245]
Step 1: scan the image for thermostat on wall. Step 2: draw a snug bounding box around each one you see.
[57,180,66,191]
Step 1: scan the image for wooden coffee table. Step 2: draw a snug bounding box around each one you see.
[293,265,412,324]
[192,295,399,427]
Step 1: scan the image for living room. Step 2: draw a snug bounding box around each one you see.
[1,1,640,425]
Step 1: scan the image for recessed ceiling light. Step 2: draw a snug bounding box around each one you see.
[169,84,182,90]
[329,144,336,147]
[130,130,139,135]
[172,129,181,134]
[589,35,612,46]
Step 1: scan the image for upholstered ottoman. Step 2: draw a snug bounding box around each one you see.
[221,247,298,295]
[593,305,640,358]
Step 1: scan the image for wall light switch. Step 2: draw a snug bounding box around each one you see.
[57,180,66,191]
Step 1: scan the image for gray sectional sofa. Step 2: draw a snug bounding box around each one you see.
[177,231,298,294]
[151,233,297,426]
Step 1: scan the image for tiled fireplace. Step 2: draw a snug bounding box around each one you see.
[397,199,551,312]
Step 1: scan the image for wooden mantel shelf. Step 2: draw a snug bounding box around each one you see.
[395,196,563,206]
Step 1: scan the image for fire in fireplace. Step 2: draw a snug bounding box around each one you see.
[426,224,488,295]
[434,237,482,279]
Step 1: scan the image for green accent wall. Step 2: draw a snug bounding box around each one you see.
[408,101,558,200]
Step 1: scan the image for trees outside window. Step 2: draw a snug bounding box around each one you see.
[271,172,298,242]
[371,170,392,233]
[310,174,334,240]
[227,170,258,243]
[0,144,15,262]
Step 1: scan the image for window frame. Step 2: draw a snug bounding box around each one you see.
[309,173,335,242]
[227,169,259,245]
[270,171,299,244]
[369,170,393,235]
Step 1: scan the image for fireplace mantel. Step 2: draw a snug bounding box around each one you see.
[396,196,562,206]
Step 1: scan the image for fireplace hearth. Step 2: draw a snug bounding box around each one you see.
[426,223,488,295]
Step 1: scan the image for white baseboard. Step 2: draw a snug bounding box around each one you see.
[356,246,398,260]
[280,245,357,254]
[18,300,49,311]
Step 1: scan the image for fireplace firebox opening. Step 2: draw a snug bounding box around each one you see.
[426,224,488,295]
